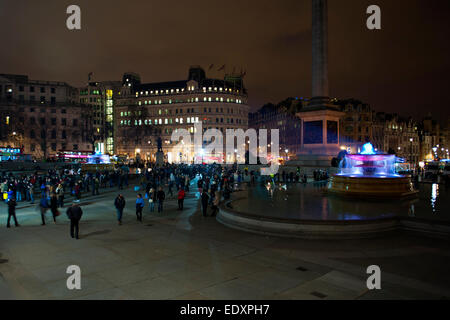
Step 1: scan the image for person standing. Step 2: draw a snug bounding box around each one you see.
[74,183,81,202]
[56,183,64,208]
[94,178,100,195]
[157,187,165,213]
[6,196,19,228]
[135,194,144,222]
[201,189,209,217]
[66,203,83,239]
[28,182,35,204]
[114,194,126,225]
[177,188,185,210]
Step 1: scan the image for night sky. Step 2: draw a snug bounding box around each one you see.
[0,0,449,121]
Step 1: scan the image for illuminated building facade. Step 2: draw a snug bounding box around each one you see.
[78,81,122,154]
[114,66,249,163]
[0,73,94,159]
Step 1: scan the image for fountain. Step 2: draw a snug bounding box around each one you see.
[328,143,418,198]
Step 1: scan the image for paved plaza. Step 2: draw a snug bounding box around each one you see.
[1,184,450,300]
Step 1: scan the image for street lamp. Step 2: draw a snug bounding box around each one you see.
[409,138,413,165]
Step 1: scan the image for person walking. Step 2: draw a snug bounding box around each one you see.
[148,187,155,212]
[66,202,83,239]
[39,195,49,225]
[177,188,185,210]
[201,189,209,217]
[114,194,126,225]
[135,194,144,222]
[50,193,59,224]
[6,196,19,228]
[157,187,165,213]
[211,190,220,217]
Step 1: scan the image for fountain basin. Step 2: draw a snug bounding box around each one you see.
[328,143,418,199]
[328,175,418,199]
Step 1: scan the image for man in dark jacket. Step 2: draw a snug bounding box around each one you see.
[114,194,126,225]
[156,187,165,213]
[201,190,209,217]
[66,203,83,239]
[7,197,19,228]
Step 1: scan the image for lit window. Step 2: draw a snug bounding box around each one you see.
[159,119,162,124]
[165,119,168,124]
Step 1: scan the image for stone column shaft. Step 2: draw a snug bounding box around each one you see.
[312,0,329,99]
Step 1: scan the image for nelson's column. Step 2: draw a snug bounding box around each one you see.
[296,0,344,166]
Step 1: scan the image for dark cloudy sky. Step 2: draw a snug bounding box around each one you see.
[0,0,449,121]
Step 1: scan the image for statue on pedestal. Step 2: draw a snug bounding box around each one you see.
[155,137,164,166]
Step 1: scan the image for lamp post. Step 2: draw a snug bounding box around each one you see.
[409,138,413,166]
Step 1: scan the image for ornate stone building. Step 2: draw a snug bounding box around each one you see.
[114,66,250,163]
[0,74,94,159]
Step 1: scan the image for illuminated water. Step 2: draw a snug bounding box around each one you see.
[338,143,401,178]
[231,182,450,222]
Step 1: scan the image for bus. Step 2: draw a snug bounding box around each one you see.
[57,150,94,163]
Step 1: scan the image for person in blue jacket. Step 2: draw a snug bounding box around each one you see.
[135,193,144,222]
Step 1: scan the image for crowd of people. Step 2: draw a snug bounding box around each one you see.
[2,163,322,237]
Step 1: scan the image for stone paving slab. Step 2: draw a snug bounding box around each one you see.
[1,184,450,299]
